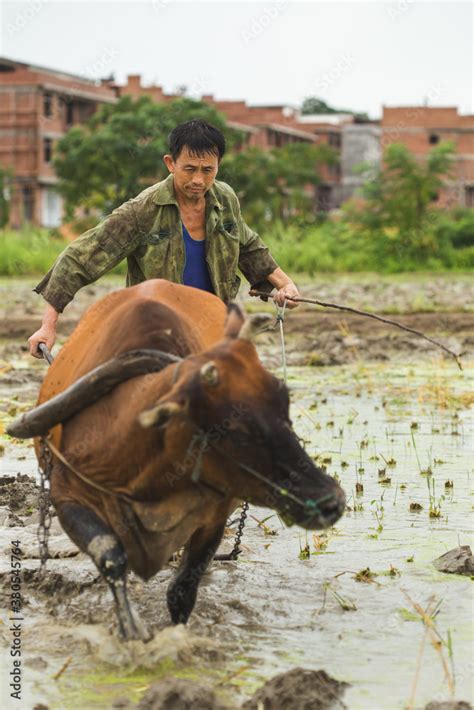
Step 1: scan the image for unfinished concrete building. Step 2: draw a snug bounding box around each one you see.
[0,56,116,227]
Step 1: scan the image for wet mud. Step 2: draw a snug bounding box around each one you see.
[0,275,473,709]
[242,667,348,709]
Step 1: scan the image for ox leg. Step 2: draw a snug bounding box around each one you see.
[167,522,225,625]
[56,502,151,642]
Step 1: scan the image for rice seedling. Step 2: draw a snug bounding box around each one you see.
[410,431,433,476]
[427,478,445,518]
[321,582,357,612]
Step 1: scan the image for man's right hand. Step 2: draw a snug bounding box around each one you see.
[28,303,59,359]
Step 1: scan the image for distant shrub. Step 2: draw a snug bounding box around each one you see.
[263,209,474,274]
[1,205,472,278]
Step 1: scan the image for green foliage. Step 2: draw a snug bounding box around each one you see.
[301,96,368,121]
[0,228,128,276]
[355,141,455,230]
[434,207,474,249]
[0,165,13,228]
[53,96,243,216]
[263,209,474,274]
[338,141,470,268]
[53,94,336,228]
[0,228,66,275]
[219,142,336,230]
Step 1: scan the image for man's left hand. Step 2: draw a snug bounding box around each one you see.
[273,281,300,309]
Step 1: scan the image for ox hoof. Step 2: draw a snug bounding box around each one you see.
[119,617,153,643]
[117,607,153,643]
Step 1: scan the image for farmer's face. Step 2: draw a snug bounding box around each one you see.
[164,147,219,199]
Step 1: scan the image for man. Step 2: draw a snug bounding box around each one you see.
[29,119,299,357]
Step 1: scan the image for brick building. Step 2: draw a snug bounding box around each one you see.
[0,56,116,227]
[1,58,472,227]
[381,106,474,207]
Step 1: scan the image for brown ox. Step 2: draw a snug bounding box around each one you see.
[9,279,345,640]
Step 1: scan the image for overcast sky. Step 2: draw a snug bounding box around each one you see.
[0,1,472,118]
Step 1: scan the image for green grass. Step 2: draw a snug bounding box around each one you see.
[262,220,474,275]
[0,227,126,276]
[0,227,66,275]
[1,216,473,277]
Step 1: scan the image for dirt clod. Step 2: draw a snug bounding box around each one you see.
[0,473,39,517]
[136,678,231,710]
[432,546,474,576]
[425,701,472,710]
[242,668,348,709]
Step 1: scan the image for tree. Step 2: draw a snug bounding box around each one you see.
[219,142,336,228]
[354,141,455,231]
[301,96,368,121]
[53,96,243,216]
[343,141,456,263]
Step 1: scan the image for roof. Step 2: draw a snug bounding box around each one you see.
[297,113,354,125]
[259,122,317,141]
[227,121,259,134]
[0,55,105,87]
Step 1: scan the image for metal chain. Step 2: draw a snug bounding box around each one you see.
[37,436,53,577]
[228,501,249,559]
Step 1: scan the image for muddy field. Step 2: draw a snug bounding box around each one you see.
[0,275,473,710]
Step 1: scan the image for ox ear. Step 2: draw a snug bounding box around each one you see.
[138,401,185,429]
[224,303,245,339]
[239,313,273,342]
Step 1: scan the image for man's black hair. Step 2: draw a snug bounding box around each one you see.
[168,119,226,161]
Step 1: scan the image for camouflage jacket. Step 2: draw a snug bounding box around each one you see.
[34,174,278,312]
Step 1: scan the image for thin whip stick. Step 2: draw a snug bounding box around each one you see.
[249,290,463,371]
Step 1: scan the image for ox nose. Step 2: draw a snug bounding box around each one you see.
[306,486,346,529]
[321,487,346,524]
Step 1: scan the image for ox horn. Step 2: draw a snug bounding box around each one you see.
[224,303,245,339]
[6,349,181,439]
[138,401,184,428]
[239,313,273,341]
[200,361,219,386]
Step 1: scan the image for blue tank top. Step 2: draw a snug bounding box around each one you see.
[182,223,214,293]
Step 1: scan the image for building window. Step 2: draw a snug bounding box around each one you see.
[466,186,474,208]
[43,137,53,163]
[429,133,440,145]
[42,188,62,227]
[66,100,74,125]
[316,185,332,212]
[329,132,341,148]
[43,93,53,118]
[329,163,341,179]
[22,187,34,222]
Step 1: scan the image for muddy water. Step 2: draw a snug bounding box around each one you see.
[0,336,473,707]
